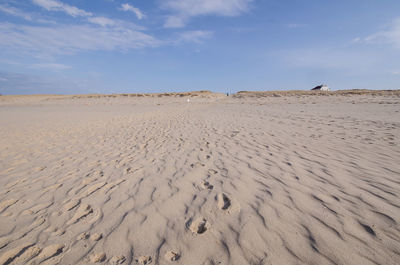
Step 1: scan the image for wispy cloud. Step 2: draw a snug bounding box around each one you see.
[119,3,146,20]
[32,0,137,28]
[32,0,92,17]
[162,0,253,28]
[87,16,116,27]
[0,3,54,23]
[0,22,160,56]
[0,1,216,59]
[0,4,33,21]
[361,18,400,49]
[175,30,213,44]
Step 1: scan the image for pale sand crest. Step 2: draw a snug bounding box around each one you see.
[0,92,399,264]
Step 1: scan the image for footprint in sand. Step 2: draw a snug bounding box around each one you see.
[110,255,126,264]
[188,217,209,234]
[90,252,107,263]
[207,169,218,175]
[217,193,231,210]
[164,251,180,261]
[136,255,152,265]
[216,193,240,214]
[51,210,62,217]
[200,180,213,190]
[190,162,205,168]
[77,232,90,240]
[51,227,66,236]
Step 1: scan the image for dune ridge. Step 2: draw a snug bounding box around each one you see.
[234,89,400,98]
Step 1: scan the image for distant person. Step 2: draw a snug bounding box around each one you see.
[226,93,229,96]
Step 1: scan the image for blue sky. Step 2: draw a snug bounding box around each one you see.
[0,0,399,94]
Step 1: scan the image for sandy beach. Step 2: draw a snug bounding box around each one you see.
[0,91,399,265]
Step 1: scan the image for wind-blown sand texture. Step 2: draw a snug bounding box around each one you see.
[0,91,399,265]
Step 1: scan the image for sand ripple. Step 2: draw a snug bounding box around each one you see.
[0,95,399,264]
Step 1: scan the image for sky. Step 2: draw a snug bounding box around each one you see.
[0,0,399,95]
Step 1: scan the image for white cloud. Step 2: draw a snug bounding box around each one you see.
[0,22,160,56]
[29,63,71,70]
[0,1,216,57]
[364,18,400,49]
[32,0,92,17]
[119,3,145,20]
[88,16,116,27]
[162,0,252,28]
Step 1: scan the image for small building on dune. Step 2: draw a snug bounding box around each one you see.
[311,84,330,91]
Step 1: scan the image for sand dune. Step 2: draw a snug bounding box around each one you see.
[0,93,399,264]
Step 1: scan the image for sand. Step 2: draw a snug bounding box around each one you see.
[0,92,399,265]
